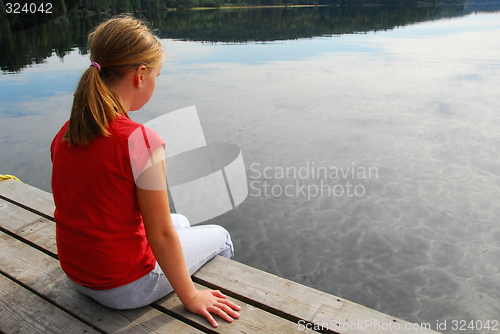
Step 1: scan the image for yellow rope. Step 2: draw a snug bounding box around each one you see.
[0,175,22,183]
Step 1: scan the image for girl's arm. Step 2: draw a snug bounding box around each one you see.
[136,158,240,328]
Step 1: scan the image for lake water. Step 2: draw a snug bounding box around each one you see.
[1,5,500,332]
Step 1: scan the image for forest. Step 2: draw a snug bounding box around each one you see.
[67,0,468,14]
[63,0,468,13]
[1,0,470,19]
[2,1,499,73]
[0,0,472,35]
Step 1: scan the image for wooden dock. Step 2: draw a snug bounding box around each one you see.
[0,177,439,334]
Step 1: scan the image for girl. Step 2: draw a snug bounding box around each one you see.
[50,15,240,328]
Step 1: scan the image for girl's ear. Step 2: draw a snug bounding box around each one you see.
[134,73,142,88]
[134,65,148,88]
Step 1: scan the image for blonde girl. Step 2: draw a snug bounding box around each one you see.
[51,15,240,327]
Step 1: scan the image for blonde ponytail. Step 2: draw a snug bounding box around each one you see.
[65,15,164,146]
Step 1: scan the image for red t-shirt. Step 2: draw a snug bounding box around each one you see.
[51,116,165,290]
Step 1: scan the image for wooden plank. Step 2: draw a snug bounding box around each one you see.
[0,199,311,333]
[0,231,203,334]
[0,274,99,334]
[0,178,439,333]
[0,231,16,250]
[193,256,439,334]
[154,282,312,334]
[0,197,57,254]
[0,178,55,220]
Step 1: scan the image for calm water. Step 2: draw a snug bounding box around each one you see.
[2,6,500,332]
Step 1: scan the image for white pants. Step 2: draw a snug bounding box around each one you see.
[68,214,234,309]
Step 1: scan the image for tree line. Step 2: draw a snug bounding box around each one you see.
[71,0,468,13]
[3,1,499,73]
[0,0,468,33]
[0,4,462,72]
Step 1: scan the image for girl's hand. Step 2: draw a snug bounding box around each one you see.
[184,289,241,327]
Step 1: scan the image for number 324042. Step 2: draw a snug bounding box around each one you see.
[5,3,53,14]
[452,320,498,331]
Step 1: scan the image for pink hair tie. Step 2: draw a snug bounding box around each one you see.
[90,61,101,72]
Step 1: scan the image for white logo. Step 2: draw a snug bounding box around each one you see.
[143,105,248,225]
